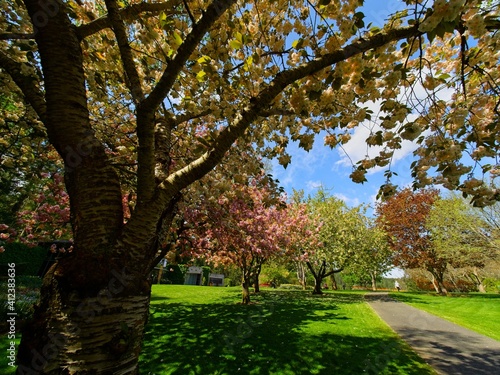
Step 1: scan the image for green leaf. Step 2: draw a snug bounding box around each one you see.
[292,39,304,50]
[172,31,183,46]
[244,56,253,71]
[229,39,243,50]
[197,55,211,64]
[354,12,365,29]
[196,71,207,82]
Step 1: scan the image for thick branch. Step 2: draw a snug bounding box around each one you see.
[76,0,183,39]
[0,33,35,40]
[323,267,343,278]
[133,0,235,204]
[141,0,237,111]
[157,108,212,130]
[158,25,422,196]
[104,0,144,103]
[0,50,46,122]
[305,261,318,280]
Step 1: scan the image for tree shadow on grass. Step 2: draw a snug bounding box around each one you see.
[140,290,434,375]
[387,293,432,304]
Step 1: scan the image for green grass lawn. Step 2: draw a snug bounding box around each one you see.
[139,286,435,374]
[389,292,500,341]
[0,286,437,374]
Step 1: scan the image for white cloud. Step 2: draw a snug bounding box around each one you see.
[305,180,323,192]
[333,192,361,207]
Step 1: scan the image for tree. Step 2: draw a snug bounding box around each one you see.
[182,178,289,304]
[284,196,322,290]
[304,190,366,294]
[376,188,449,294]
[1,0,499,372]
[343,214,392,291]
[428,195,500,292]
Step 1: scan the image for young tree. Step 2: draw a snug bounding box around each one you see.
[376,188,449,294]
[428,195,500,292]
[183,179,288,304]
[1,0,499,372]
[304,190,366,294]
[343,214,392,291]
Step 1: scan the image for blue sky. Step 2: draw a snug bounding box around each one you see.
[269,0,417,208]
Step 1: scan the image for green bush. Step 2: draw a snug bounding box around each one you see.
[0,243,47,276]
[483,278,500,293]
[0,276,41,332]
[278,284,305,290]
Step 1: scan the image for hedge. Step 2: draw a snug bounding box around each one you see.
[0,242,47,276]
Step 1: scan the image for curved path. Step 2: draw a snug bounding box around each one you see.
[365,292,500,375]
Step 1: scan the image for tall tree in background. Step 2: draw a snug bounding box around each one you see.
[428,195,500,292]
[376,188,448,293]
[1,0,499,372]
[304,190,366,294]
[181,175,289,304]
[343,214,391,291]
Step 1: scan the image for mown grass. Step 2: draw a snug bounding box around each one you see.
[139,286,436,374]
[389,292,500,341]
[0,285,437,374]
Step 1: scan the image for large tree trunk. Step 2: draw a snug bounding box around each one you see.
[429,270,447,295]
[330,273,338,290]
[253,264,262,293]
[16,2,151,372]
[17,267,151,374]
[312,276,323,294]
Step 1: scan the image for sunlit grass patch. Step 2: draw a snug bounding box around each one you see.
[140,286,436,374]
[390,292,500,341]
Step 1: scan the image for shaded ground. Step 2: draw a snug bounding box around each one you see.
[365,292,500,375]
[140,289,434,374]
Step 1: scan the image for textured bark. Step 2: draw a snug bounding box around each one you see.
[430,271,447,295]
[17,267,150,374]
[472,267,487,293]
[296,262,307,290]
[241,279,251,305]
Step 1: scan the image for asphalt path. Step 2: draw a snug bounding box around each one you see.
[365,292,500,375]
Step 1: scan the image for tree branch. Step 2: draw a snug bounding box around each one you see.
[156,24,422,197]
[125,23,423,256]
[132,0,236,205]
[305,261,318,279]
[141,0,237,111]
[104,0,144,103]
[324,267,343,278]
[0,33,35,40]
[76,0,183,40]
[0,50,46,122]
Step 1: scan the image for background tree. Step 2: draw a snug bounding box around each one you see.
[304,190,366,294]
[376,188,448,294]
[1,0,499,371]
[343,214,392,291]
[182,177,289,304]
[428,195,500,292]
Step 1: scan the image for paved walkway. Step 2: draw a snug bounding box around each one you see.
[365,292,500,375]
